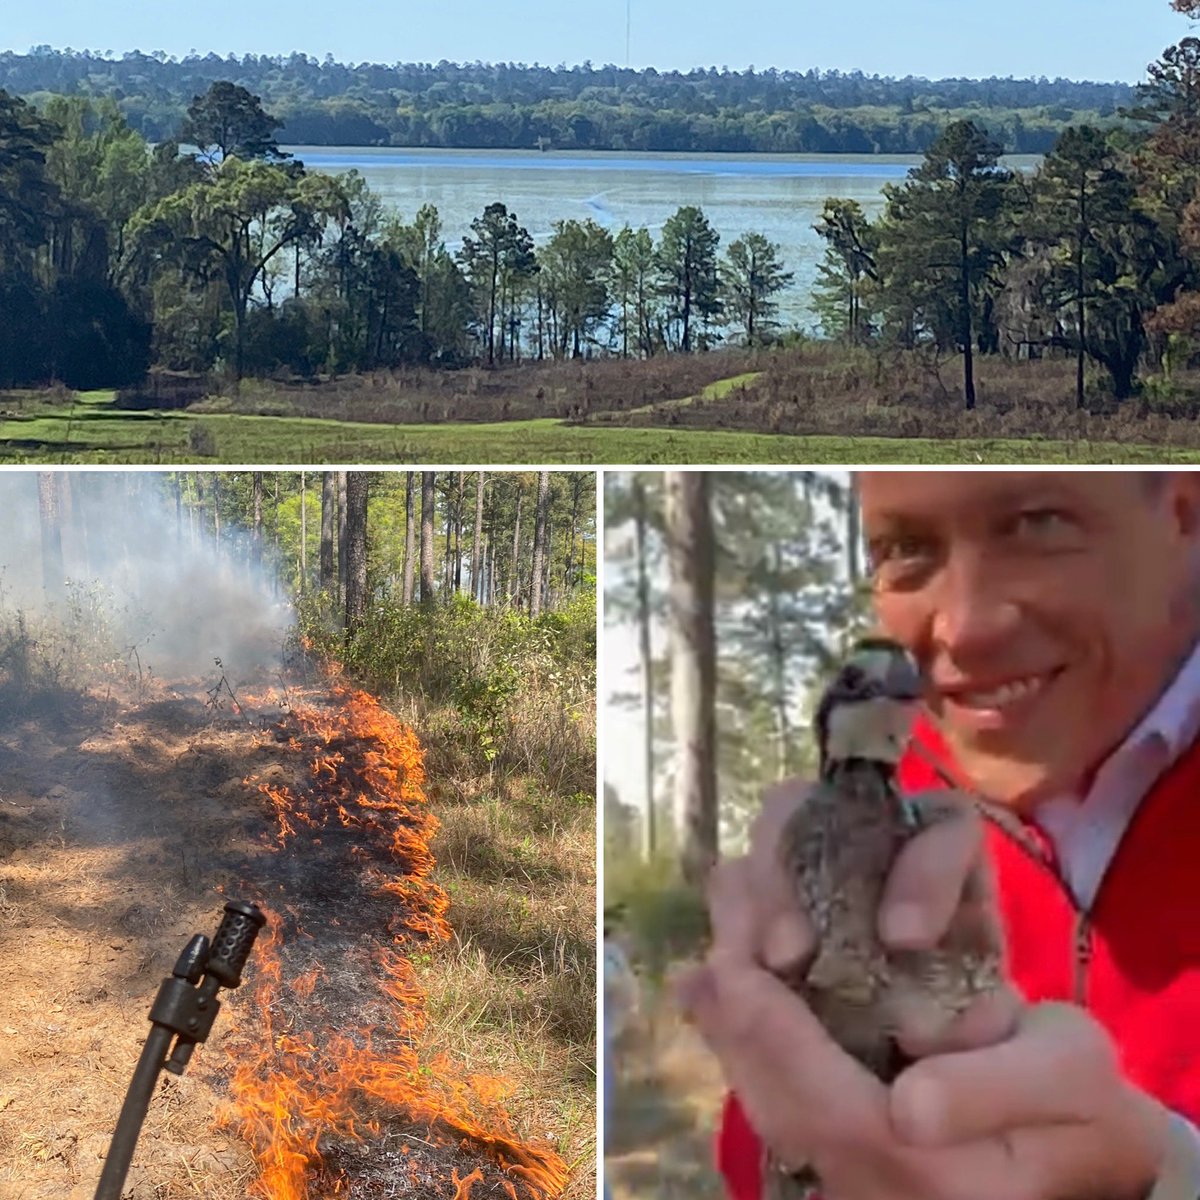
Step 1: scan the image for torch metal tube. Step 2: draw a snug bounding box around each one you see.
[93,1024,174,1200]
[93,901,264,1198]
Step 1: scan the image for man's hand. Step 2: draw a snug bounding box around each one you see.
[676,778,1170,1200]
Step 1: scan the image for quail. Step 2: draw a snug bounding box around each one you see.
[764,637,1005,1200]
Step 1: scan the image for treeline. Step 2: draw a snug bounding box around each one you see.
[0,82,796,387]
[27,469,596,781]
[160,470,596,624]
[810,36,1200,406]
[32,470,594,620]
[3,47,1135,154]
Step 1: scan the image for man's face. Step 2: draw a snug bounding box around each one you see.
[858,471,1200,807]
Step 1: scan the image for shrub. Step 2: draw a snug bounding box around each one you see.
[605,851,709,984]
[301,592,595,795]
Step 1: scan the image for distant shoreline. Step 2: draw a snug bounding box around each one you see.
[281,146,1045,167]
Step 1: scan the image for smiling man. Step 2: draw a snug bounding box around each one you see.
[680,471,1200,1200]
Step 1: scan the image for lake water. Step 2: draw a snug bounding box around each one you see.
[285,146,1040,332]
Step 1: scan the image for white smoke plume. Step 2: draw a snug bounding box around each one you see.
[5,472,292,686]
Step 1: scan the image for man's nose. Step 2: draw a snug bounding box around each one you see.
[929,547,1022,657]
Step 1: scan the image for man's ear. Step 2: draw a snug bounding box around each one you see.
[1163,472,1200,539]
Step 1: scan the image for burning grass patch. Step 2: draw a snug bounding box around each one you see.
[225,685,577,1200]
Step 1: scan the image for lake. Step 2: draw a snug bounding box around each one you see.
[285,146,1041,332]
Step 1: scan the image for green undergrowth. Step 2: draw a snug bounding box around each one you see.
[0,388,1193,464]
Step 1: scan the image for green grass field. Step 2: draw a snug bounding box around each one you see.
[3,389,1199,464]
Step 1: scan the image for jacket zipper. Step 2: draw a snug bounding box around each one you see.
[978,804,1093,1006]
[1072,909,1093,1005]
[909,743,1094,1005]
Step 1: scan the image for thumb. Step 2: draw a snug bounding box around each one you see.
[890,1003,1115,1146]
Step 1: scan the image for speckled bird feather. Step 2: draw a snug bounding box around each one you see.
[763,760,1004,1200]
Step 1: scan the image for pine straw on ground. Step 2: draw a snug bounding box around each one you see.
[606,986,726,1200]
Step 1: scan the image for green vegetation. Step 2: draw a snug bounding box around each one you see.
[8,17,1200,431]
[2,49,1135,155]
[12,335,1200,462]
[0,81,794,389]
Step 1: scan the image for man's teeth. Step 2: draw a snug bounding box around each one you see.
[960,675,1046,709]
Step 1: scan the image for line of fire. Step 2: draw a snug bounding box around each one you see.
[0,470,597,1200]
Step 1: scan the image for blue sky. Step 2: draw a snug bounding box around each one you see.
[2,0,1188,82]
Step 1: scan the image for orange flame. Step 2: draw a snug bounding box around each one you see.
[220,685,571,1200]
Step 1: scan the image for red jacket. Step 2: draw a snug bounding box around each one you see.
[716,716,1200,1200]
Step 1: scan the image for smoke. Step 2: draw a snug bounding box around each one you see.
[5,472,293,686]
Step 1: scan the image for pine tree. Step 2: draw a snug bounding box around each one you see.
[721,232,793,346]
[877,121,1014,409]
[657,206,722,352]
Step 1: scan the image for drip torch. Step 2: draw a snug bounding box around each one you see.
[93,899,266,1200]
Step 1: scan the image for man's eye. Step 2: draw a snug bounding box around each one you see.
[1013,508,1074,538]
[870,535,933,565]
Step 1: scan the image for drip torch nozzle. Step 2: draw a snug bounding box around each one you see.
[207,900,267,989]
[93,897,268,1200]
[172,934,210,984]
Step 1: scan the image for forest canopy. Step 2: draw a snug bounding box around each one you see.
[0,48,1138,154]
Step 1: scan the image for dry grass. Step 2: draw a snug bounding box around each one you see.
[499,683,596,801]
[136,353,754,425]
[607,988,726,1200]
[604,855,726,1198]
[416,765,597,1200]
[207,343,1200,449]
[379,638,597,1200]
[617,344,1200,445]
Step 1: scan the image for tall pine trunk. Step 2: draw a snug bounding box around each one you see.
[420,472,436,604]
[454,471,464,592]
[299,472,307,593]
[633,475,656,859]
[665,470,718,885]
[443,483,454,592]
[471,472,486,602]
[337,472,349,612]
[251,473,264,572]
[510,484,523,606]
[847,474,861,586]
[344,473,369,636]
[403,472,415,605]
[529,471,550,618]
[319,472,336,593]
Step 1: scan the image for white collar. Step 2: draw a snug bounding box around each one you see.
[1120,635,1200,766]
[1033,636,1200,909]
